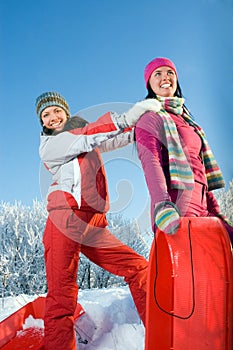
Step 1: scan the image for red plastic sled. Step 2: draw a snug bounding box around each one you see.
[145,217,233,350]
[0,297,84,349]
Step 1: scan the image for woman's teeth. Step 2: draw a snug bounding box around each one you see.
[161,83,171,88]
[51,121,61,127]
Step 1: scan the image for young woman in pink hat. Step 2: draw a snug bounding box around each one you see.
[135,57,233,242]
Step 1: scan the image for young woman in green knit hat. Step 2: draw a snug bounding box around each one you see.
[35,91,160,350]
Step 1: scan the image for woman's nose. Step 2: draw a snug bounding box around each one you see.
[50,114,58,121]
[162,73,169,80]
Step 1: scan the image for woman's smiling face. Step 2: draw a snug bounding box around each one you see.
[41,106,69,131]
[149,66,177,97]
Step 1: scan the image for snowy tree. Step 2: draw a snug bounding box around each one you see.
[0,201,151,296]
[1,178,232,298]
[0,201,47,297]
[215,179,233,224]
[77,213,151,290]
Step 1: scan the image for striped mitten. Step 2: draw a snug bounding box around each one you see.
[154,202,180,235]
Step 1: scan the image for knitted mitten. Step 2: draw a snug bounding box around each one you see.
[154,202,180,235]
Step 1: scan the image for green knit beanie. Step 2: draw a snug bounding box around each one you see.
[36,91,70,118]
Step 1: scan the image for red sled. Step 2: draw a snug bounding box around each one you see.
[0,297,84,349]
[145,217,233,350]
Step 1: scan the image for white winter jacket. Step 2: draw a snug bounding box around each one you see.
[39,112,134,212]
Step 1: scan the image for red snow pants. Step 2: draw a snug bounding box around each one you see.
[42,209,148,350]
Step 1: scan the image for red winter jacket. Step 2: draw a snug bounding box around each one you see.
[39,112,134,213]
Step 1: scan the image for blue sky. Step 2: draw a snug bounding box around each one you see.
[0,0,232,228]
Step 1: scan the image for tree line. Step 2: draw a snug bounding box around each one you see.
[0,179,232,298]
[0,202,151,298]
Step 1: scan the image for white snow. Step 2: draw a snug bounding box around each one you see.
[22,315,44,330]
[0,294,36,321]
[0,286,145,350]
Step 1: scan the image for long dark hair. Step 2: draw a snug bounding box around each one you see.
[145,81,193,117]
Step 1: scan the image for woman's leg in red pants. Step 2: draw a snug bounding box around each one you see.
[81,229,148,325]
[43,217,80,350]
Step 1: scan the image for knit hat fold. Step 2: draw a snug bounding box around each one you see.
[36,91,70,118]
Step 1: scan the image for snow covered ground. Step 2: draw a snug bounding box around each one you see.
[0,286,145,349]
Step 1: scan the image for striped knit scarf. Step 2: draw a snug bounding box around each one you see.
[156,96,225,191]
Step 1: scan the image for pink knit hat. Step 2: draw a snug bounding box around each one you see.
[144,57,178,88]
